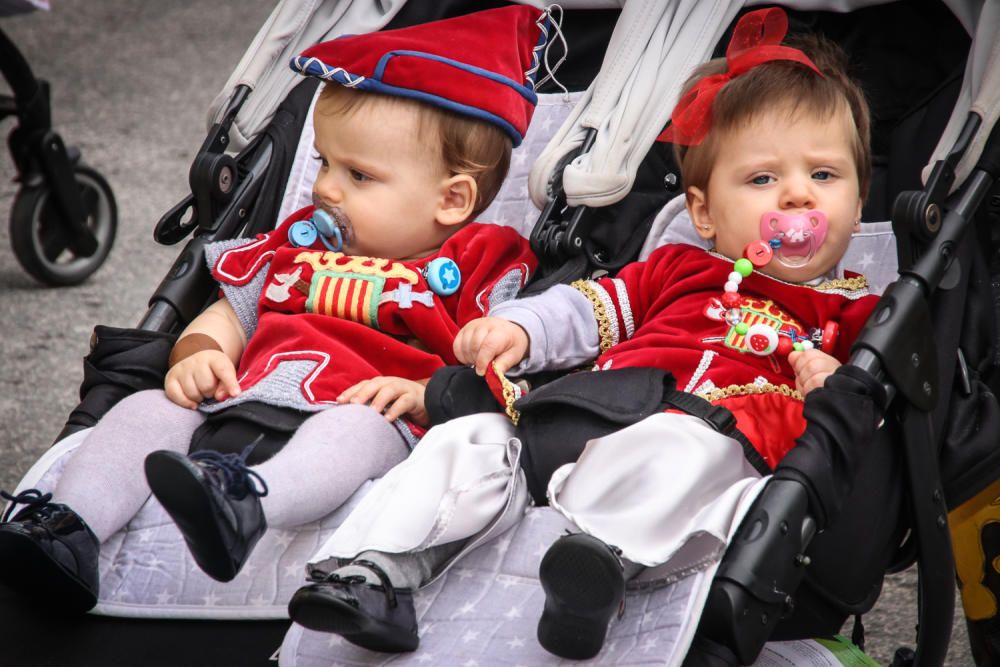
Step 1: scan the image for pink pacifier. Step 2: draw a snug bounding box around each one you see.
[759,210,828,268]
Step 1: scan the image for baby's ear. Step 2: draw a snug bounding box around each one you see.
[686,186,715,240]
[436,174,478,226]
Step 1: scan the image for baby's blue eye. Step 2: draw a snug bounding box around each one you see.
[349,169,371,182]
[751,175,773,185]
[812,171,832,181]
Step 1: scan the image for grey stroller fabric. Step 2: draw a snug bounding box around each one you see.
[281,507,720,667]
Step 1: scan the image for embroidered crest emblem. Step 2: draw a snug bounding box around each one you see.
[292,250,425,329]
[704,297,804,356]
[306,271,385,328]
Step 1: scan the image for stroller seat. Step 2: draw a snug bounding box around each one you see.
[6,79,902,661]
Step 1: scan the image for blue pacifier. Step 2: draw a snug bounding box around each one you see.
[311,209,344,252]
[424,257,461,296]
[288,209,344,251]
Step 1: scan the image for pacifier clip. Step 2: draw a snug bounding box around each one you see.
[717,235,838,358]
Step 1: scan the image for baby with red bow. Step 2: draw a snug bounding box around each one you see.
[290,8,884,661]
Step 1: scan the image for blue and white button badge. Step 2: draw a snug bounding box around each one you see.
[424,257,461,296]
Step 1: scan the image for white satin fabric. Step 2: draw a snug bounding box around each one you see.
[308,411,765,586]
[309,413,529,585]
[547,412,763,572]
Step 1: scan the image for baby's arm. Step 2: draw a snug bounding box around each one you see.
[165,297,247,409]
[337,377,430,426]
[788,349,841,395]
[455,283,601,376]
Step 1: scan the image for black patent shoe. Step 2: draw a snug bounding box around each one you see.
[537,532,626,660]
[144,445,268,582]
[0,488,100,614]
[288,559,419,653]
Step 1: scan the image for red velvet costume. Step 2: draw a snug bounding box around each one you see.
[580,242,878,467]
[210,206,536,434]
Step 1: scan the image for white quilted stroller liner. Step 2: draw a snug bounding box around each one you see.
[6,0,1000,664]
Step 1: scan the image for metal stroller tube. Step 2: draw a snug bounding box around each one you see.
[0,27,43,126]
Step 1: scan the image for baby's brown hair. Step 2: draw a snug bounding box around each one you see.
[317,84,511,220]
[674,32,872,201]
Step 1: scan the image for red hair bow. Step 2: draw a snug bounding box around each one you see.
[657,7,822,146]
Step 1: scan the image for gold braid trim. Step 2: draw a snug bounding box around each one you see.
[493,361,522,425]
[815,276,868,292]
[571,280,614,353]
[696,382,803,403]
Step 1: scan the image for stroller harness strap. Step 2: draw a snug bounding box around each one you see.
[659,387,771,477]
[512,366,771,505]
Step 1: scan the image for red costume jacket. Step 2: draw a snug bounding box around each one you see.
[580,243,879,467]
[210,206,536,434]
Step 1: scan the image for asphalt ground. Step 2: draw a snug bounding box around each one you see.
[0,1,974,665]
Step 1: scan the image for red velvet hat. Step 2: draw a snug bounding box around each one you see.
[291,6,550,147]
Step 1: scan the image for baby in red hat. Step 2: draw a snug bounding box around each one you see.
[0,5,549,614]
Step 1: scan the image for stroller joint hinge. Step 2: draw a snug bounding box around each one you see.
[851,278,938,411]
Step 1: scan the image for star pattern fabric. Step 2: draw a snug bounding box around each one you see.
[285,509,706,666]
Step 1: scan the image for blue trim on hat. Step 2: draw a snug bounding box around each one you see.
[363,77,525,147]
[373,50,538,105]
[290,55,527,147]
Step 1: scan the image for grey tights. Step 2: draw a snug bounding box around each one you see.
[52,389,408,542]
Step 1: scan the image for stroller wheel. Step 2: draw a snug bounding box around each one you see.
[10,164,118,286]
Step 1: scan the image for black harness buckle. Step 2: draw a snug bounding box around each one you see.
[702,404,738,435]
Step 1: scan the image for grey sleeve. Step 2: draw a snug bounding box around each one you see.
[489,284,599,374]
[204,239,266,340]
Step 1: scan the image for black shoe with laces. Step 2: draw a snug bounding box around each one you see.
[288,559,419,653]
[0,488,100,614]
[144,444,268,582]
[536,532,626,660]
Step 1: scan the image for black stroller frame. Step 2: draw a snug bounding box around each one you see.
[7,2,999,666]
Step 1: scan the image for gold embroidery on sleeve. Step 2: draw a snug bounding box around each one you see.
[571,280,615,353]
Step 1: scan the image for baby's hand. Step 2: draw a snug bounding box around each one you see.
[453,317,529,376]
[165,351,241,410]
[338,376,429,427]
[788,349,841,396]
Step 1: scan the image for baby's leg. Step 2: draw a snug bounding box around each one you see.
[287,413,526,652]
[253,404,408,528]
[54,389,203,542]
[537,413,761,659]
[306,412,526,582]
[339,541,465,590]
